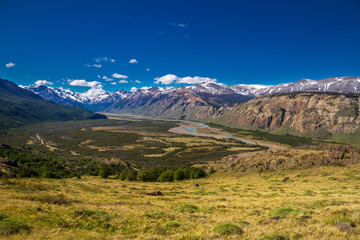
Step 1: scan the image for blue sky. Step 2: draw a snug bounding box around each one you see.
[1,0,360,93]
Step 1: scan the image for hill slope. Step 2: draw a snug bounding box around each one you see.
[211,92,360,142]
[0,78,106,129]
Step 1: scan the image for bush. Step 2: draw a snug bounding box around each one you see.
[0,216,30,235]
[174,204,210,213]
[190,168,206,179]
[175,204,199,213]
[99,163,110,178]
[212,223,243,235]
[257,234,289,240]
[119,170,127,180]
[174,169,185,180]
[159,170,174,182]
[126,169,138,181]
[137,169,160,182]
[164,220,181,228]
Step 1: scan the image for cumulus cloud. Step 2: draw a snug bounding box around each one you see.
[67,79,105,99]
[110,82,117,85]
[135,80,142,83]
[146,68,150,72]
[112,73,129,79]
[130,87,138,92]
[118,80,128,84]
[68,79,101,87]
[5,62,15,68]
[129,59,138,64]
[154,74,217,85]
[35,80,53,86]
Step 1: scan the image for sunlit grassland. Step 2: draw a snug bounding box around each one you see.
[2,163,360,239]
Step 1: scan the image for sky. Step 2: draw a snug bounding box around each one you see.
[0,0,360,95]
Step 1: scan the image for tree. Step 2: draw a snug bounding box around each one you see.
[126,169,138,181]
[174,169,185,180]
[159,170,174,182]
[99,163,110,178]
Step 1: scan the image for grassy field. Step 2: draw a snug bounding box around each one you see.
[1,117,359,239]
[1,163,360,239]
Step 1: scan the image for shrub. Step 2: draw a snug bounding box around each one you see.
[257,234,289,240]
[174,169,185,180]
[175,204,199,213]
[119,170,127,180]
[159,170,174,182]
[164,220,181,228]
[126,169,138,181]
[99,163,110,178]
[174,204,211,213]
[190,168,206,179]
[212,223,243,235]
[137,169,159,182]
[0,217,30,235]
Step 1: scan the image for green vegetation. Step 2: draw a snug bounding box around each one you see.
[257,234,289,240]
[0,212,30,235]
[0,78,105,130]
[212,223,243,235]
[207,123,313,147]
[0,118,258,178]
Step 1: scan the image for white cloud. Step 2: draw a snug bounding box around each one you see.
[68,79,101,88]
[5,62,15,68]
[146,68,150,72]
[154,74,217,85]
[130,87,138,92]
[135,80,142,83]
[118,80,128,84]
[98,75,113,81]
[154,74,178,85]
[112,73,129,79]
[168,22,188,28]
[129,59,138,64]
[110,82,117,85]
[94,57,115,63]
[85,63,102,68]
[67,79,105,99]
[35,80,53,86]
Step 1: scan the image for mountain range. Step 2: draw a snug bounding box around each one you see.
[0,78,106,129]
[25,76,360,112]
[6,76,360,143]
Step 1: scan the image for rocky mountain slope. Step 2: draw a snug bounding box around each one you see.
[0,78,106,129]
[211,92,360,140]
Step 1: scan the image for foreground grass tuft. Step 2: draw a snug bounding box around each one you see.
[0,213,30,235]
[257,234,289,240]
[212,223,243,235]
[163,220,181,228]
[174,204,211,213]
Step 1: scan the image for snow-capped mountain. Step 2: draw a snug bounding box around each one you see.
[25,76,360,114]
[259,77,360,95]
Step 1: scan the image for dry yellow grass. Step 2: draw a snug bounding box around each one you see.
[1,163,360,239]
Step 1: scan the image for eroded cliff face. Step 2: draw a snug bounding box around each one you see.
[213,93,360,136]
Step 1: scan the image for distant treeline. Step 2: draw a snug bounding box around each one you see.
[0,146,209,181]
[99,163,208,182]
